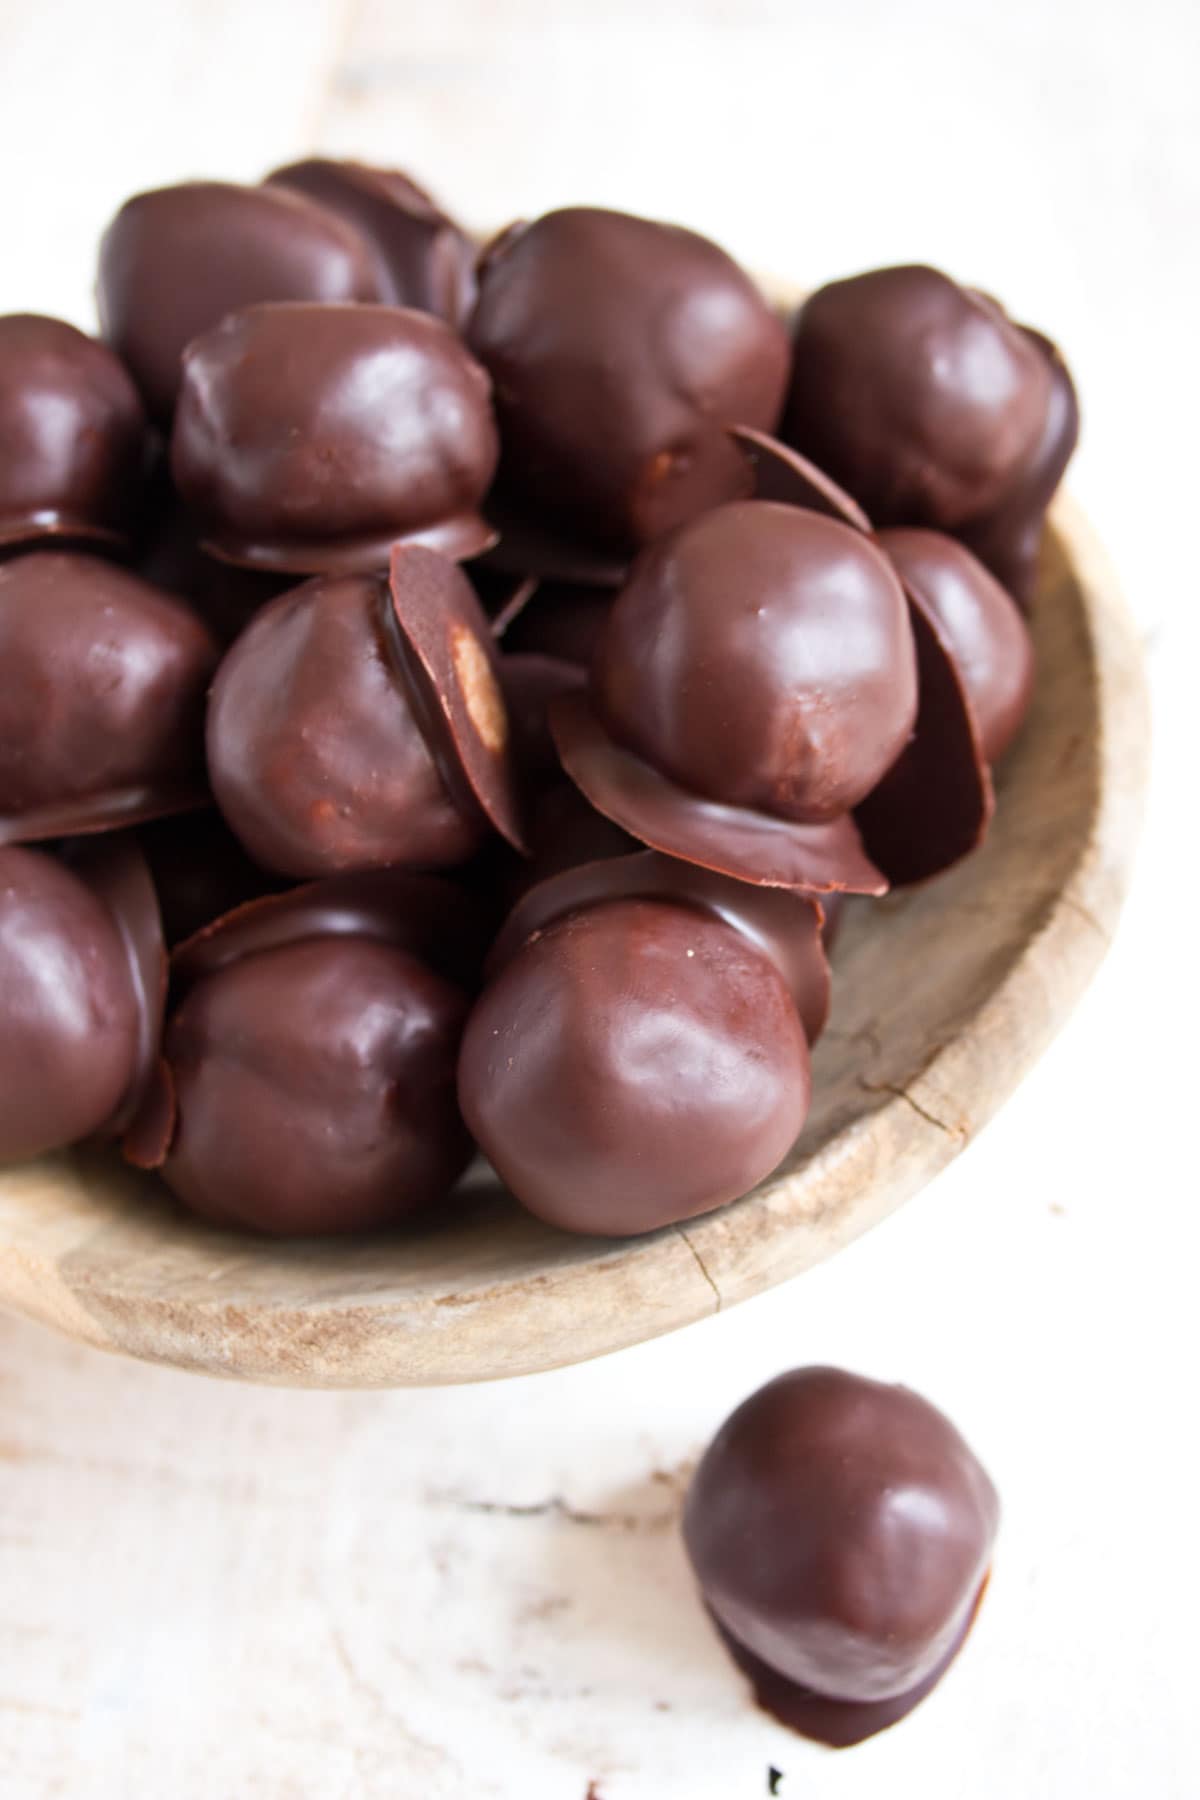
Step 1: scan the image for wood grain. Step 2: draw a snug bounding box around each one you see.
[0,491,1148,1387]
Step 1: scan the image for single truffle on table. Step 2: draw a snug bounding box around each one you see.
[265,158,477,325]
[781,265,1077,599]
[171,301,499,574]
[0,314,148,549]
[683,1366,999,1747]
[126,872,480,1235]
[467,207,790,558]
[0,552,219,844]
[97,180,386,422]
[206,546,523,879]
[0,840,165,1161]
[459,852,828,1236]
[551,499,909,895]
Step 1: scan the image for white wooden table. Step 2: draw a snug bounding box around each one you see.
[0,2,1195,1794]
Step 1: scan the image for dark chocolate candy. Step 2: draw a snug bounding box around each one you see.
[877,529,1034,763]
[171,302,499,574]
[0,314,148,549]
[489,850,830,1045]
[0,552,219,844]
[458,895,812,1236]
[730,425,872,532]
[958,328,1080,606]
[206,549,521,879]
[783,266,1056,534]
[130,874,474,1234]
[593,502,917,822]
[854,592,993,886]
[0,843,153,1159]
[467,207,789,552]
[97,180,385,422]
[499,653,588,792]
[683,1367,999,1738]
[138,497,292,645]
[265,158,476,325]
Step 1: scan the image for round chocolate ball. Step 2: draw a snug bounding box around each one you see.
[159,934,471,1234]
[0,314,148,548]
[467,207,790,551]
[592,501,918,822]
[266,158,476,325]
[97,180,384,422]
[0,552,219,843]
[879,528,1035,763]
[0,846,141,1159]
[459,897,811,1235]
[683,1367,999,1705]
[206,553,516,879]
[783,266,1053,532]
[171,301,499,573]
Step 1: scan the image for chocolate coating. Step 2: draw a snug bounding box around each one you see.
[0,846,141,1159]
[0,552,219,843]
[152,933,471,1235]
[552,692,887,896]
[98,181,384,421]
[593,502,918,823]
[683,1367,999,1719]
[206,551,519,878]
[138,497,291,645]
[878,529,1035,763]
[783,266,1053,533]
[468,207,789,551]
[959,328,1080,606]
[171,302,499,574]
[138,811,285,946]
[266,159,476,325]
[458,897,811,1236]
[0,314,148,548]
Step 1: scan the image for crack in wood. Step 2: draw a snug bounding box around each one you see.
[858,1077,967,1141]
[674,1224,723,1312]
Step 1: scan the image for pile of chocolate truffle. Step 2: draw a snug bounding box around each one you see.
[0,162,1077,1239]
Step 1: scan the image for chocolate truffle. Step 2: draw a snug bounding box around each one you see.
[171,301,499,573]
[130,873,475,1235]
[0,552,219,844]
[0,844,151,1159]
[97,180,384,421]
[683,1367,999,1745]
[266,158,476,325]
[206,547,522,878]
[467,207,790,552]
[459,888,813,1236]
[0,314,148,548]
[877,529,1035,763]
[783,266,1059,536]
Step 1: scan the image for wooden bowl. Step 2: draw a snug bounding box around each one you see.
[0,495,1147,1386]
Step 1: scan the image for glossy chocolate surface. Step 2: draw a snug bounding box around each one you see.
[783,266,1054,533]
[150,933,471,1235]
[879,528,1035,763]
[171,302,499,574]
[0,552,219,844]
[552,692,887,895]
[855,592,993,885]
[683,1367,999,1715]
[458,897,811,1236]
[593,501,918,822]
[266,158,476,325]
[0,846,141,1159]
[0,314,148,548]
[489,850,830,1045]
[97,181,384,421]
[467,207,789,551]
[206,552,519,878]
